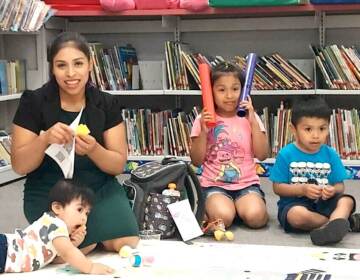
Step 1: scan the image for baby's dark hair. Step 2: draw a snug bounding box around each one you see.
[48,179,95,211]
[291,96,332,127]
[211,61,245,86]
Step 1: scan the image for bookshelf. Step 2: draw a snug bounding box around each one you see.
[53,4,360,17]
[0,165,23,186]
[3,5,360,184]
[0,30,48,184]
[0,93,22,102]
[56,9,360,179]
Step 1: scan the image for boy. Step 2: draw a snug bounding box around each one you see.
[0,179,114,274]
[270,96,356,246]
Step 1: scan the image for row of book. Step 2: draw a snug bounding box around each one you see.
[86,40,360,92]
[122,108,199,157]
[0,135,11,167]
[264,103,360,160]
[122,104,360,160]
[0,0,54,32]
[86,40,313,92]
[312,44,360,90]
[234,55,313,90]
[1,105,360,166]
[165,41,314,91]
[0,59,26,95]
[89,43,139,91]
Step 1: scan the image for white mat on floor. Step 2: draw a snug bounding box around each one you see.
[2,240,360,279]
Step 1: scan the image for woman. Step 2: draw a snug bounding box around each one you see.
[11,31,139,254]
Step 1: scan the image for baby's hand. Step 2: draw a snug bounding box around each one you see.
[302,183,322,200]
[321,185,336,200]
[70,225,86,248]
[89,263,114,275]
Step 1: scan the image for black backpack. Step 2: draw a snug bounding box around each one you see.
[123,158,204,238]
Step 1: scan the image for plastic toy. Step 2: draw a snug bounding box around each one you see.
[129,254,142,267]
[142,255,155,266]
[75,124,90,136]
[119,246,155,267]
[119,245,133,258]
[202,218,234,241]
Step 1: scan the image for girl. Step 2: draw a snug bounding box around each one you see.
[190,61,269,230]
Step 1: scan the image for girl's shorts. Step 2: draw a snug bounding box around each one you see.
[202,184,265,202]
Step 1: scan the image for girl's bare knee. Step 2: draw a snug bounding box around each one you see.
[242,210,268,228]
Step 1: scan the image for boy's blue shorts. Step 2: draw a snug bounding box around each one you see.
[278,194,356,233]
[0,234,7,273]
[202,184,265,202]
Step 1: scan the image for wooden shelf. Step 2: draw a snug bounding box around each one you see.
[105,90,164,95]
[0,94,22,102]
[54,4,360,17]
[0,166,23,186]
[252,90,316,96]
[103,89,360,96]
[127,155,360,167]
[128,155,189,162]
[316,90,360,95]
[0,31,39,35]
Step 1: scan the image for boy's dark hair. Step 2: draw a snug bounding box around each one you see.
[291,96,332,127]
[211,61,245,86]
[48,179,95,211]
[47,31,90,76]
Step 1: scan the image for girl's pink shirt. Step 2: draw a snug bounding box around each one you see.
[191,113,266,190]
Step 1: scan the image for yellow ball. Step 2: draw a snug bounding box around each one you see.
[225,231,234,241]
[119,245,133,258]
[75,124,90,136]
[214,230,224,241]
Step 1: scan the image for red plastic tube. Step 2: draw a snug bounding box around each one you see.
[199,63,216,128]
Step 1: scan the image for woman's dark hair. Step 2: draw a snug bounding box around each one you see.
[291,96,332,127]
[211,61,245,86]
[47,31,91,75]
[48,179,95,211]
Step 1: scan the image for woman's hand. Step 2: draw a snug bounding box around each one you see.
[44,122,73,145]
[238,97,256,124]
[75,134,98,156]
